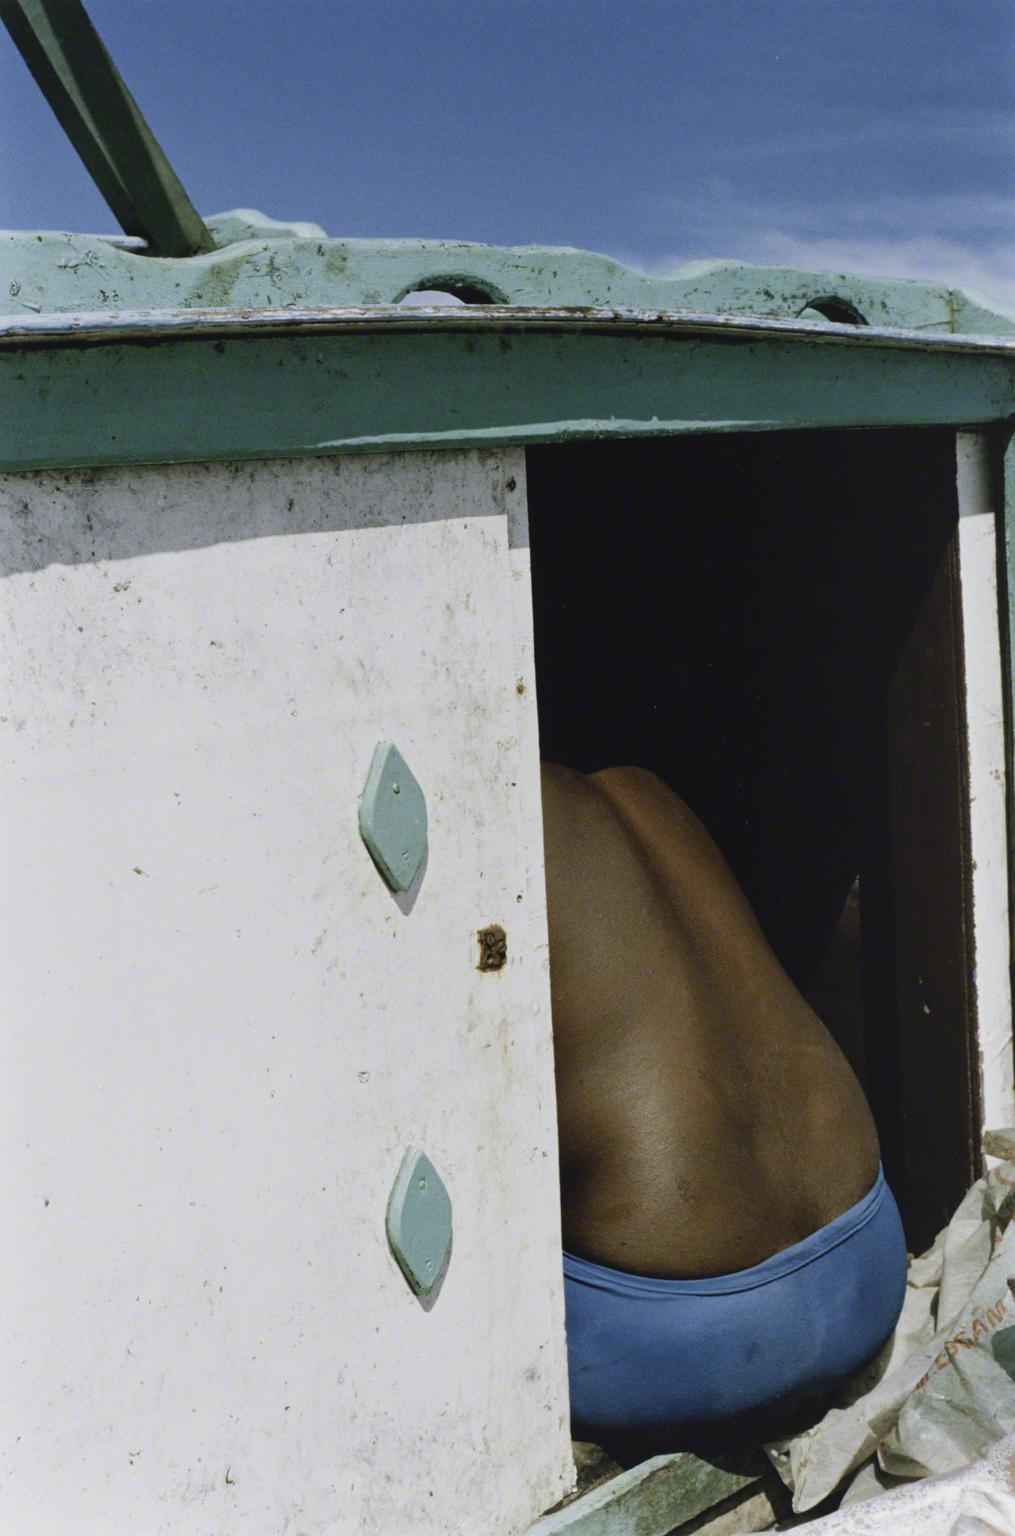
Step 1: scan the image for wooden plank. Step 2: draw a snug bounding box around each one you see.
[956,433,1013,1142]
[674,1480,783,1534]
[790,431,1011,1228]
[524,1454,759,1536]
[0,0,212,255]
[1003,433,1015,1112]
[860,477,981,1252]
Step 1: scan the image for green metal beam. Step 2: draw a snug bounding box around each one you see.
[0,0,213,256]
[1,325,1012,475]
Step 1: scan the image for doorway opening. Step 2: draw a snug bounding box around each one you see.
[526,427,999,1252]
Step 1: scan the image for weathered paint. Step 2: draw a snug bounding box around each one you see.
[2,208,1014,1535]
[2,215,1012,333]
[523,1451,759,1536]
[5,302,1015,352]
[2,324,1013,474]
[957,434,1014,1143]
[0,448,573,1535]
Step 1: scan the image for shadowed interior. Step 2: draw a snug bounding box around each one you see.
[526,428,975,1251]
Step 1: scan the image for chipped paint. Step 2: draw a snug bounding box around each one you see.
[2,213,1013,336]
[2,300,1014,354]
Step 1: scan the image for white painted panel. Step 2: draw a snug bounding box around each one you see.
[505,462,572,1423]
[956,433,1015,1140]
[0,451,572,1535]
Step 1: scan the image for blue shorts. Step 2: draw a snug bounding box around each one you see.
[563,1165,907,1438]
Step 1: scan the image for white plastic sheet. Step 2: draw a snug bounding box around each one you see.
[780,1432,1015,1534]
[767,1140,1015,1518]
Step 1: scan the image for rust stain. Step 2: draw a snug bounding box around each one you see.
[477,923,507,972]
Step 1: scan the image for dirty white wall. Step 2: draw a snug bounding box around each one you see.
[957,432,1015,1144]
[0,449,573,1535]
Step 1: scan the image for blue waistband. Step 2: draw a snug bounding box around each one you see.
[562,1164,907,1436]
[563,1163,888,1298]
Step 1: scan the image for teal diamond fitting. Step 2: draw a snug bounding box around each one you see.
[386,1147,453,1300]
[358,741,428,893]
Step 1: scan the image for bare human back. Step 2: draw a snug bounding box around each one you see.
[540,761,881,1280]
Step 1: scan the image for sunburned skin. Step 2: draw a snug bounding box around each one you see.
[541,761,881,1280]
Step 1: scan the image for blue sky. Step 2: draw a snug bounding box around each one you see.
[2,0,1013,311]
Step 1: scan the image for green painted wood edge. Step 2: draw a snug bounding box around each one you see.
[0,1,212,256]
[525,1452,758,1536]
[2,328,1012,474]
[2,220,1013,336]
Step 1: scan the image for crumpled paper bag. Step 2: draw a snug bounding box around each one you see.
[767,1143,1015,1514]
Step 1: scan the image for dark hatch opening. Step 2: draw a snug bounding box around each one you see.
[526,428,975,1253]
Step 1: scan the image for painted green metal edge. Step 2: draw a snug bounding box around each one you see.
[0,0,212,256]
[5,304,1012,354]
[2,216,1013,336]
[524,1451,758,1536]
[2,326,1012,474]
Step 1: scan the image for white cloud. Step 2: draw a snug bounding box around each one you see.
[397,288,466,307]
[743,232,1015,317]
[721,112,1014,164]
[630,190,1015,317]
